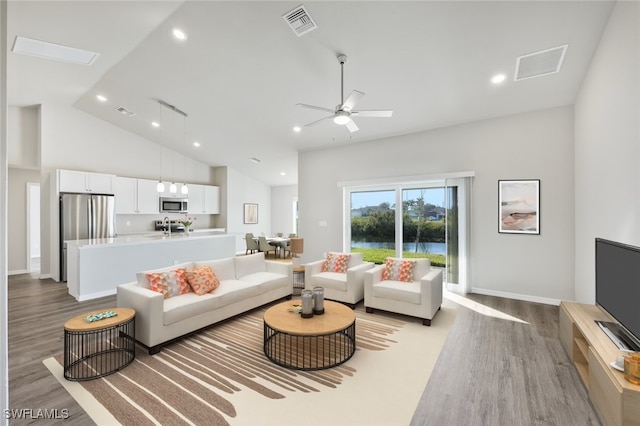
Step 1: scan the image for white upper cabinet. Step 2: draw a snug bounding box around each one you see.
[188,184,220,214]
[113,177,159,214]
[58,169,114,194]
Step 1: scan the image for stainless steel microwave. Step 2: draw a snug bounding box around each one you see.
[159,197,188,213]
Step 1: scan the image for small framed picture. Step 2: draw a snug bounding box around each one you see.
[244,203,258,224]
[498,180,540,234]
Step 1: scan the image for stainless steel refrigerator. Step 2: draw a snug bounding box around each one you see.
[60,193,116,281]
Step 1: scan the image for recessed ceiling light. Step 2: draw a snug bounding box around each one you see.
[293,126,301,132]
[151,121,160,128]
[193,141,201,147]
[280,172,286,176]
[172,27,188,41]
[96,94,107,102]
[491,73,506,84]
[249,157,262,164]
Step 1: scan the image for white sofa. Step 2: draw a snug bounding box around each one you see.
[364,258,442,325]
[117,252,292,354]
[305,252,374,308]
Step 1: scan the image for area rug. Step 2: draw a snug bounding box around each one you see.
[44,299,456,426]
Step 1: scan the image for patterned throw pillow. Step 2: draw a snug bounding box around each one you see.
[186,266,220,296]
[146,268,190,299]
[321,253,351,273]
[381,259,416,283]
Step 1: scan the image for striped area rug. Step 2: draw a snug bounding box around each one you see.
[45,300,456,425]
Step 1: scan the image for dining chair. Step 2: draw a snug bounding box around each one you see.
[258,236,277,258]
[245,234,259,255]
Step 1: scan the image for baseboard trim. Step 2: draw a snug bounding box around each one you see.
[471,287,561,306]
[8,269,27,276]
[76,289,117,302]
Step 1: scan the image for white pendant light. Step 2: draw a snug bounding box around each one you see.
[156,181,165,192]
[169,182,177,193]
[181,183,189,194]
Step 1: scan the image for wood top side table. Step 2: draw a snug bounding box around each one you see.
[64,307,136,381]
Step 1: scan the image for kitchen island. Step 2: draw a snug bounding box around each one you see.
[65,231,234,301]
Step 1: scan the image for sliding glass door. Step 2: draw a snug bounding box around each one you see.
[345,176,471,292]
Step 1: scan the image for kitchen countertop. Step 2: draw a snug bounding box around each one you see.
[66,229,227,248]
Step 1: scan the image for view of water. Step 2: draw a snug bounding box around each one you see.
[351,241,446,255]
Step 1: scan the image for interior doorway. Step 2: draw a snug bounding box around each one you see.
[27,182,40,275]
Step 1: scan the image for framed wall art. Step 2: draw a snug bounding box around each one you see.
[498,179,540,234]
[244,203,258,224]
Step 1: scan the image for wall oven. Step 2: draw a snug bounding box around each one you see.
[159,197,188,213]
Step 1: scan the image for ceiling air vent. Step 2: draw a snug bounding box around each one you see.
[115,106,135,117]
[514,44,568,81]
[283,4,318,37]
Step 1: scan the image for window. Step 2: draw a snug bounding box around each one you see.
[347,185,445,267]
[342,175,472,291]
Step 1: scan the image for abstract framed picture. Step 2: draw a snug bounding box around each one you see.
[498,179,540,234]
[244,203,258,224]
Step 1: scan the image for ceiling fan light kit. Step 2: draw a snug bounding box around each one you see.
[297,54,393,133]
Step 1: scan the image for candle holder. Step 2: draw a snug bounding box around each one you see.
[300,290,314,318]
[312,286,325,315]
[624,352,640,385]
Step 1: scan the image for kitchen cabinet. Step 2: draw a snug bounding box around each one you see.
[58,169,115,194]
[113,177,159,214]
[188,184,220,214]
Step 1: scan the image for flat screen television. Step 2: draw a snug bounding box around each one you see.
[595,238,640,352]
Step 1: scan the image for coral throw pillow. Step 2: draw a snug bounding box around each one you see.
[146,268,190,299]
[322,253,351,273]
[186,266,220,295]
[381,259,415,283]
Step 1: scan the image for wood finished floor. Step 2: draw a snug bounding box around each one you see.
[7,274,600,425]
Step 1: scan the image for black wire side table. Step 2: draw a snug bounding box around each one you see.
[263,300,355,370]
[63,307,136,381]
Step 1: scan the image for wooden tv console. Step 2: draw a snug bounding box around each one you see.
[559,302,640,426]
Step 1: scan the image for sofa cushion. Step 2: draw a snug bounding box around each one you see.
[194,258,236,281]
[241,271,289,293]
[234,253,267,278]
[382,258,416,283]
[312,271,348,291]
[214,280,262,305]
[373,280,421,304]
[322,252,351,273]
[146,268,191,299]
[136,261,194,288]
[163,292,220,326]
[186,266,220,295]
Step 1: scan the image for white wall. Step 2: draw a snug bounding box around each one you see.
[271,185,298,237]
[8,106,38,169]
[223,166,272,253]
[7,167,39,273]
[574,1,640,304]
[299,106,575,304]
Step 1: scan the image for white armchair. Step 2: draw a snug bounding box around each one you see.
[364,258,443,325]
[305,252,374,308]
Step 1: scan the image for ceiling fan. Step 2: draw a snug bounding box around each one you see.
[296,54,393,133]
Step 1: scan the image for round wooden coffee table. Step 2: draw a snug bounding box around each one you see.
[63,307,135,381]
[263,300,356,370]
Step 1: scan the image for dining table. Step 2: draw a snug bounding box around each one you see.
[253,236,290,258]
[268,237,290,258]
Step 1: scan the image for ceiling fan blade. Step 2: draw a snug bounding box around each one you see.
[342,90,365,111]
[304,115,334,127]
[352,110,394,118]
[345,119,359,133]
[296,103,335,113]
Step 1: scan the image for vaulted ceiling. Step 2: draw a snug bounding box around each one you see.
[8,1,615,185]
